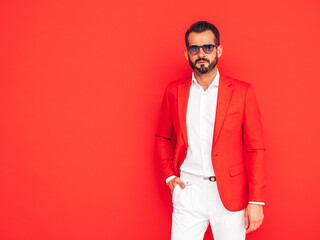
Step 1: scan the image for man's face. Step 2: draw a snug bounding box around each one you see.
[185,30,222,74]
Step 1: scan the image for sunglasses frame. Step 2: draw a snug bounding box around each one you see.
[187,44,219,55]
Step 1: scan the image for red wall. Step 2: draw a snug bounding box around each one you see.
[1,0,320,239]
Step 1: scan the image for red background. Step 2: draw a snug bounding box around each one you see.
[1,0,320,239]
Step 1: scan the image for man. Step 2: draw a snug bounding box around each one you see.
[155,21,265,240]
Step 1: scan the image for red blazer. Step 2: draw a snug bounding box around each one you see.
[155,73,266,211]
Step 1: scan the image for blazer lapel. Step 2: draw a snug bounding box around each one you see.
[178,78,191,147]
[213,75,233,146]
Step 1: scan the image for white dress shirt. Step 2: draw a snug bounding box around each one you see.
[166,70,219,182]
[180,70,219,176]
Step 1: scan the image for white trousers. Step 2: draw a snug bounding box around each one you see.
[171,171,246,240]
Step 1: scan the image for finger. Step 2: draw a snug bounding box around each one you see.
[169,184,173,194]
[169,178,177,188]
[168,180,177,194]
[259,214,264,225]
[257,219,262,227]
[175,177,185,189]
[253,213,263,229]
[246,223,255,234]
[246,220,259,234]
[171,182,178,192]
[245,214,255,233]
[179,181,185,189]
[175,177,182,184]
[244,211,249,229]
[256,218,263,229]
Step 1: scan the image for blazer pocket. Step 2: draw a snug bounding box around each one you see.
[225,112,240,120]
[229,162,246,177]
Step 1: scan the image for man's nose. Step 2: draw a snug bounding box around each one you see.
[198,47,206,58]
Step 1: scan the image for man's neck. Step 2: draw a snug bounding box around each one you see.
[194,67,218,91]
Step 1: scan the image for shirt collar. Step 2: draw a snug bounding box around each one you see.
[191,69,220,89]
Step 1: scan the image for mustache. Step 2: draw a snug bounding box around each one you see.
[195,58,210,64]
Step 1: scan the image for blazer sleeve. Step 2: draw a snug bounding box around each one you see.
[243,84,266,203]
[155,86,176,180]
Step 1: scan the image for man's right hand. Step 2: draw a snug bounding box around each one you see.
[168,177,185,195]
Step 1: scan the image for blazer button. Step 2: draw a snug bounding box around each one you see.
[184,150,187,154]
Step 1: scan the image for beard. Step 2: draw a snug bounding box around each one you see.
[188,56,218,74]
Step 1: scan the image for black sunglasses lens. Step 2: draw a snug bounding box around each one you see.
[203,45,214,53]
[189,46,199,54]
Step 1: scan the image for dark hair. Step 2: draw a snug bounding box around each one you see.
[185,21,220,47]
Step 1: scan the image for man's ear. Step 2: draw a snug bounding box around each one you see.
[184,48,189,61]
[217,45,223,58]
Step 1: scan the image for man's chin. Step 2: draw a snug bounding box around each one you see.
[196,70,209,74]
[195,66,209,74]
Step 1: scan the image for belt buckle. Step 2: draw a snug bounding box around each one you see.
[208,176,216,182]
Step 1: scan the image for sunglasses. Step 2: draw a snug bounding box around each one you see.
[187,44,219,55]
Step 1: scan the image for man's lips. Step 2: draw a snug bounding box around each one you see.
[196,58,209,64]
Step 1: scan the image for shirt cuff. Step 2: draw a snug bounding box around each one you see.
[249,201,265,206]
[165,175,176,184]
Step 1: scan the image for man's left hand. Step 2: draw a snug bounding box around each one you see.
[244,203,264,233]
